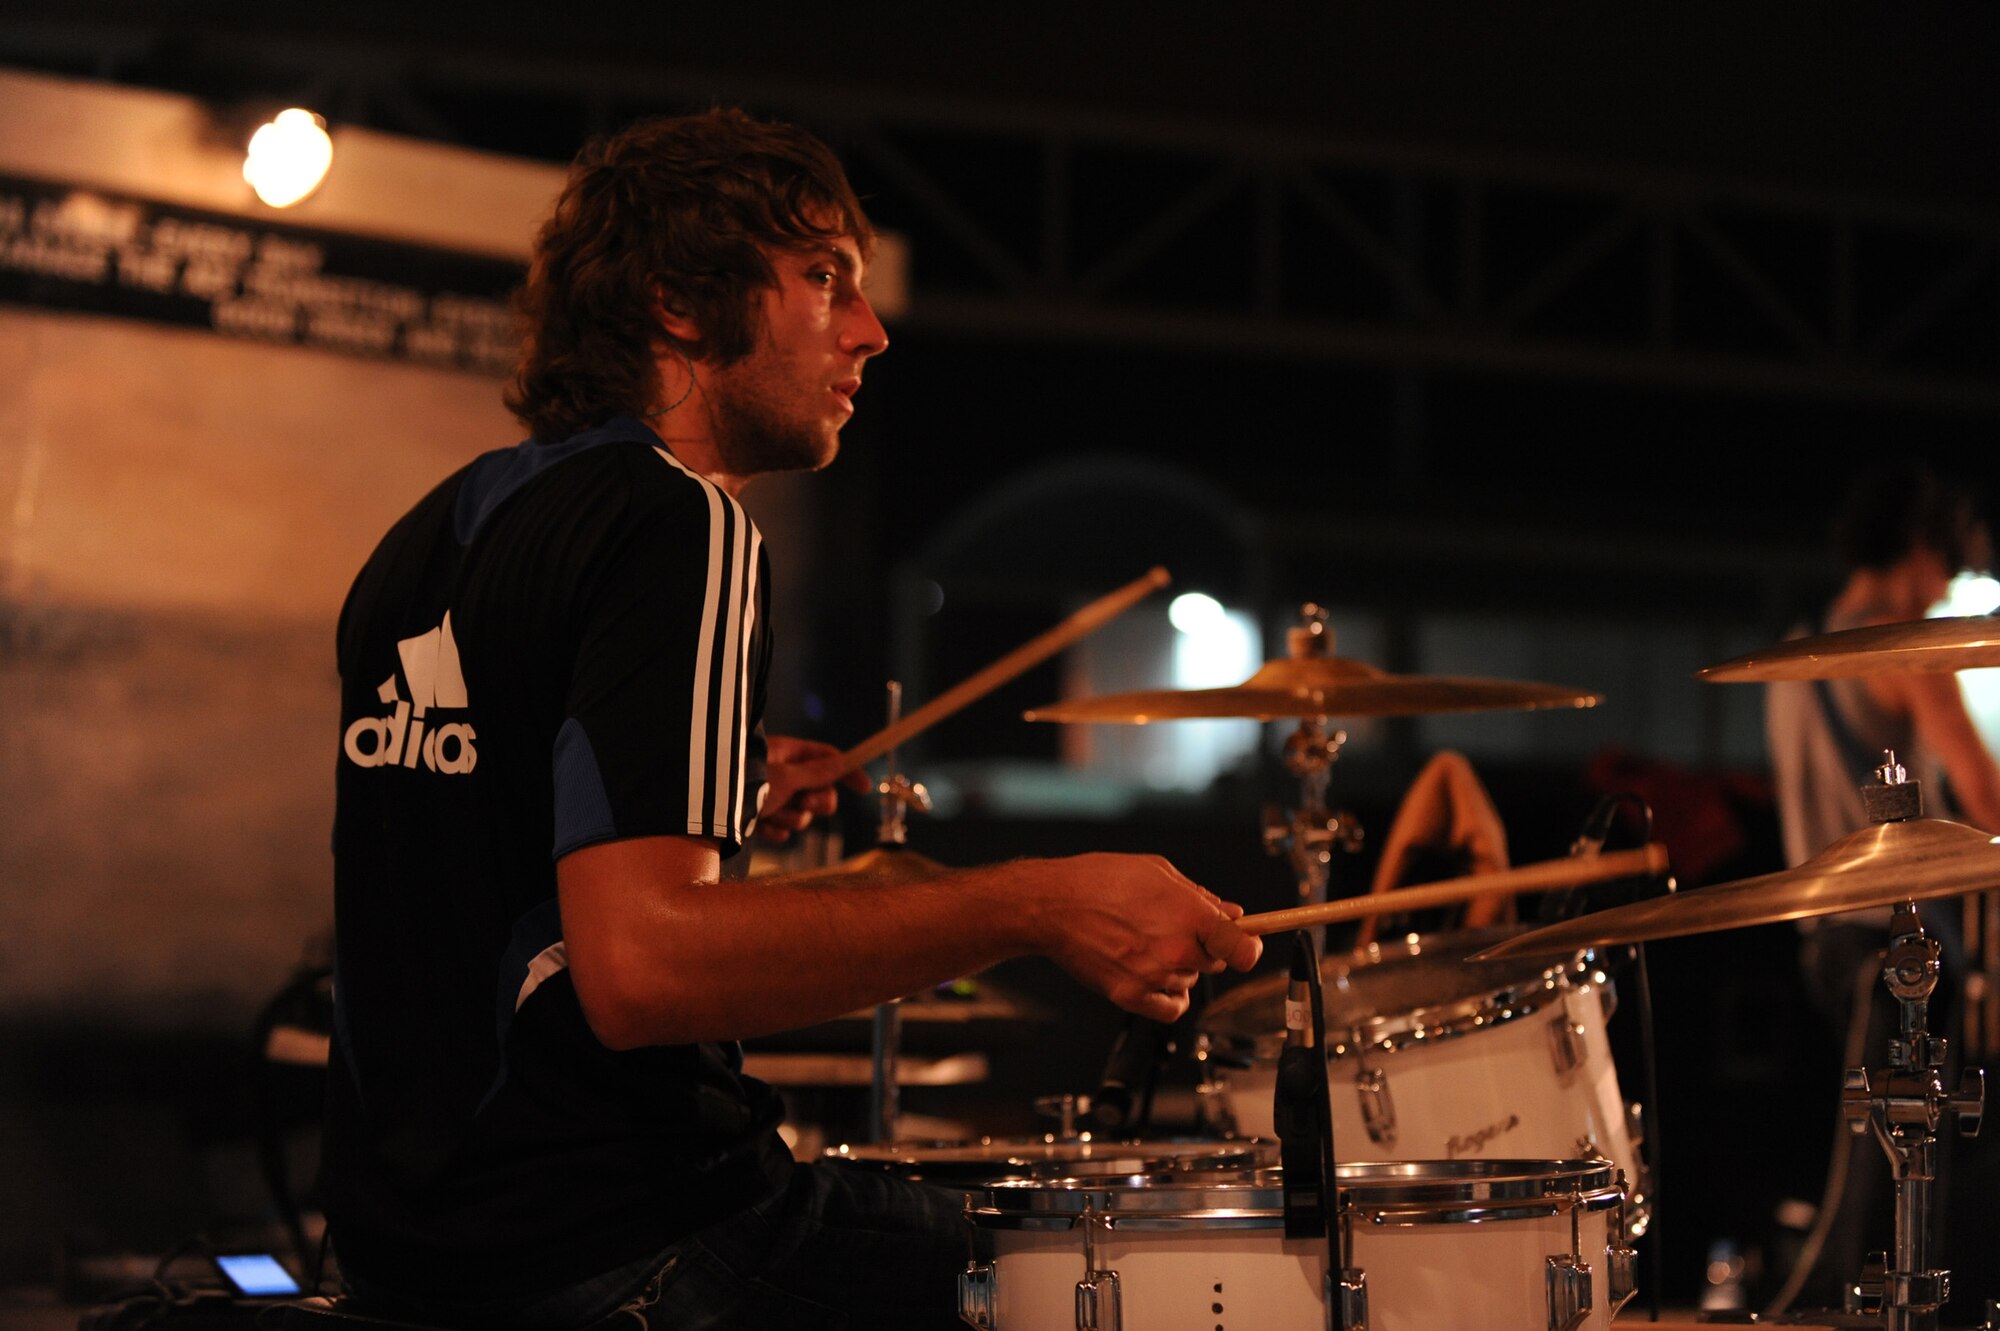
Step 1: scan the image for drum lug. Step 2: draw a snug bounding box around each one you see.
[1355,1065,1396,1147]
[1548,1013,1588,1077]
[1606,1241,1639,1311]
[1192,1033,1240,1137]
[1544,1254,1594,1331]
[1844,1251,1887,1316]
[1329,1266,1369,1331]
[958,1261,997,1329]
[1075,1269,1121,1331]
[1075,1198,1122,1331]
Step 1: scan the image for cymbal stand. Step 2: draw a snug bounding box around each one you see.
[1261,608,1364,954]
[869,681,932,1144]
[1836,762,1986,1331]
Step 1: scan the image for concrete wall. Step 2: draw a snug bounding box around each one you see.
[0,68,568,1030]
[0,307,517,1027]
[0,70,574,1289]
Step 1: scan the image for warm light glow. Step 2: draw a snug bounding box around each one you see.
[1939,572,2000,618]
[1945,572,2000,759]
[243,108,333,208]
[1167,591,1226,635]
[1164,599,1259,789]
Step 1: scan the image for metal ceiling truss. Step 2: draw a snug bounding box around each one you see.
[5,16,1997,414]
[840,122,2000,417]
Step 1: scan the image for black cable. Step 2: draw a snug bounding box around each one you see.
[1275,936,1328,1239]
[251,964,331,1267]
[148,1234,216,1300]
[79,1233,219,1331]
[1549,791,1656,922]
[1563,790,1666,1319]
[1763,955,1875,1318]
[1632,940,1665,1322]
[1276,931,1345,1321]
[1301,931,1341,1312]
[307,1223,334,1298]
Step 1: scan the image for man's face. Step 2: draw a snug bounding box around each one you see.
[701,236,888,477]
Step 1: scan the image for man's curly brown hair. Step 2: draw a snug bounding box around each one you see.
[505,108,875,441]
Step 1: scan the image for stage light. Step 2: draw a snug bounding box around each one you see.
[1167,591,1225,635]
[243,108,333,208]
[1941,571,2000,618]
[1942,571,2000,757]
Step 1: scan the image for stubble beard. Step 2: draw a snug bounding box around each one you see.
[703,356,842,478]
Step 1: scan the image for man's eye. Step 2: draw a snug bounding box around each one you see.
[807,269,836,287]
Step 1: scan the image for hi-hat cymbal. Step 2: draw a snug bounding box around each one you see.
[1024,654,1600,723]
[1698,615,2000,682]
[1474,817,2000,961]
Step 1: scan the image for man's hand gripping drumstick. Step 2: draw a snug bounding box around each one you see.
[734,565,1261,1022]
[753,568,1174,845]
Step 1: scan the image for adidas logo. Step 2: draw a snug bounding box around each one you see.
[343,612,478,774]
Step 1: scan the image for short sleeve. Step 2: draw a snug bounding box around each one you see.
[553,454,769,858]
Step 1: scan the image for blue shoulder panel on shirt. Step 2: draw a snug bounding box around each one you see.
[452,415,664,546]
[552,717,618,859]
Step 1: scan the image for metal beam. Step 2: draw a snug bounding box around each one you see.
[5,17,1998,414]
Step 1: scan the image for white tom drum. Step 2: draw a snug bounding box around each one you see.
[1198,928,1648,1235]
[958,1156,1636,1331]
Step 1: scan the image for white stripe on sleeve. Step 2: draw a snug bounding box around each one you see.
[711,497,749,833]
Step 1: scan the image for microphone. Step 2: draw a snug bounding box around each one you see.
[1570,794,1622,858]
[1090,1015,1163,1133]
[1557,792,1661,924]
[1274,934,1327,1238]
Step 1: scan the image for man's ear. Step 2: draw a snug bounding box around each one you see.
[652,286,701,344]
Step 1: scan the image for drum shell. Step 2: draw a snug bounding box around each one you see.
[1199,930,1647,1231]
[962,1158,1634,1331]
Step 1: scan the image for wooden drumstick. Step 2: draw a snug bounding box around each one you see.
[838,566,1172,772]
[1207,843,1670,950]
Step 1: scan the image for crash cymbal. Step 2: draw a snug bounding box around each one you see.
[1698,615,2000,682]
[1474,817,2000,961]
[1025,654,1600,723]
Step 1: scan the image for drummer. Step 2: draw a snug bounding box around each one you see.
[1764,462,1997,1309]
[325,108,1261,1331]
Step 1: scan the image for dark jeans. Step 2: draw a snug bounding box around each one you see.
[352,1162,972,1331]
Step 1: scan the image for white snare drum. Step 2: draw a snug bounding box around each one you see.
[824,1136,1273,1185]
[959,1157,1636,1331]
[1199,929,1648,1234]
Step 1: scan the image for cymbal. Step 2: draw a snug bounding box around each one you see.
[1475,817,2000,961]
[1024,654,1600,723]
[1698,615,2000,682]
[788,845,950,886]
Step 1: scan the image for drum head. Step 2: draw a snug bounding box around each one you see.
[824,1136,1273,1183]
[1201,928,1581,1058]
[965,1156,1625,1230]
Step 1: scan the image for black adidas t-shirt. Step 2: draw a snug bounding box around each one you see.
[325,416,792,1296]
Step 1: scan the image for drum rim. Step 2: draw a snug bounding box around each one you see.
[962,1157,1627,1231]
[824,1135,1276,1180]
[1203,930,1606,1061]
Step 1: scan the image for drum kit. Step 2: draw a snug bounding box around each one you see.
[808,587,2000,1331]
